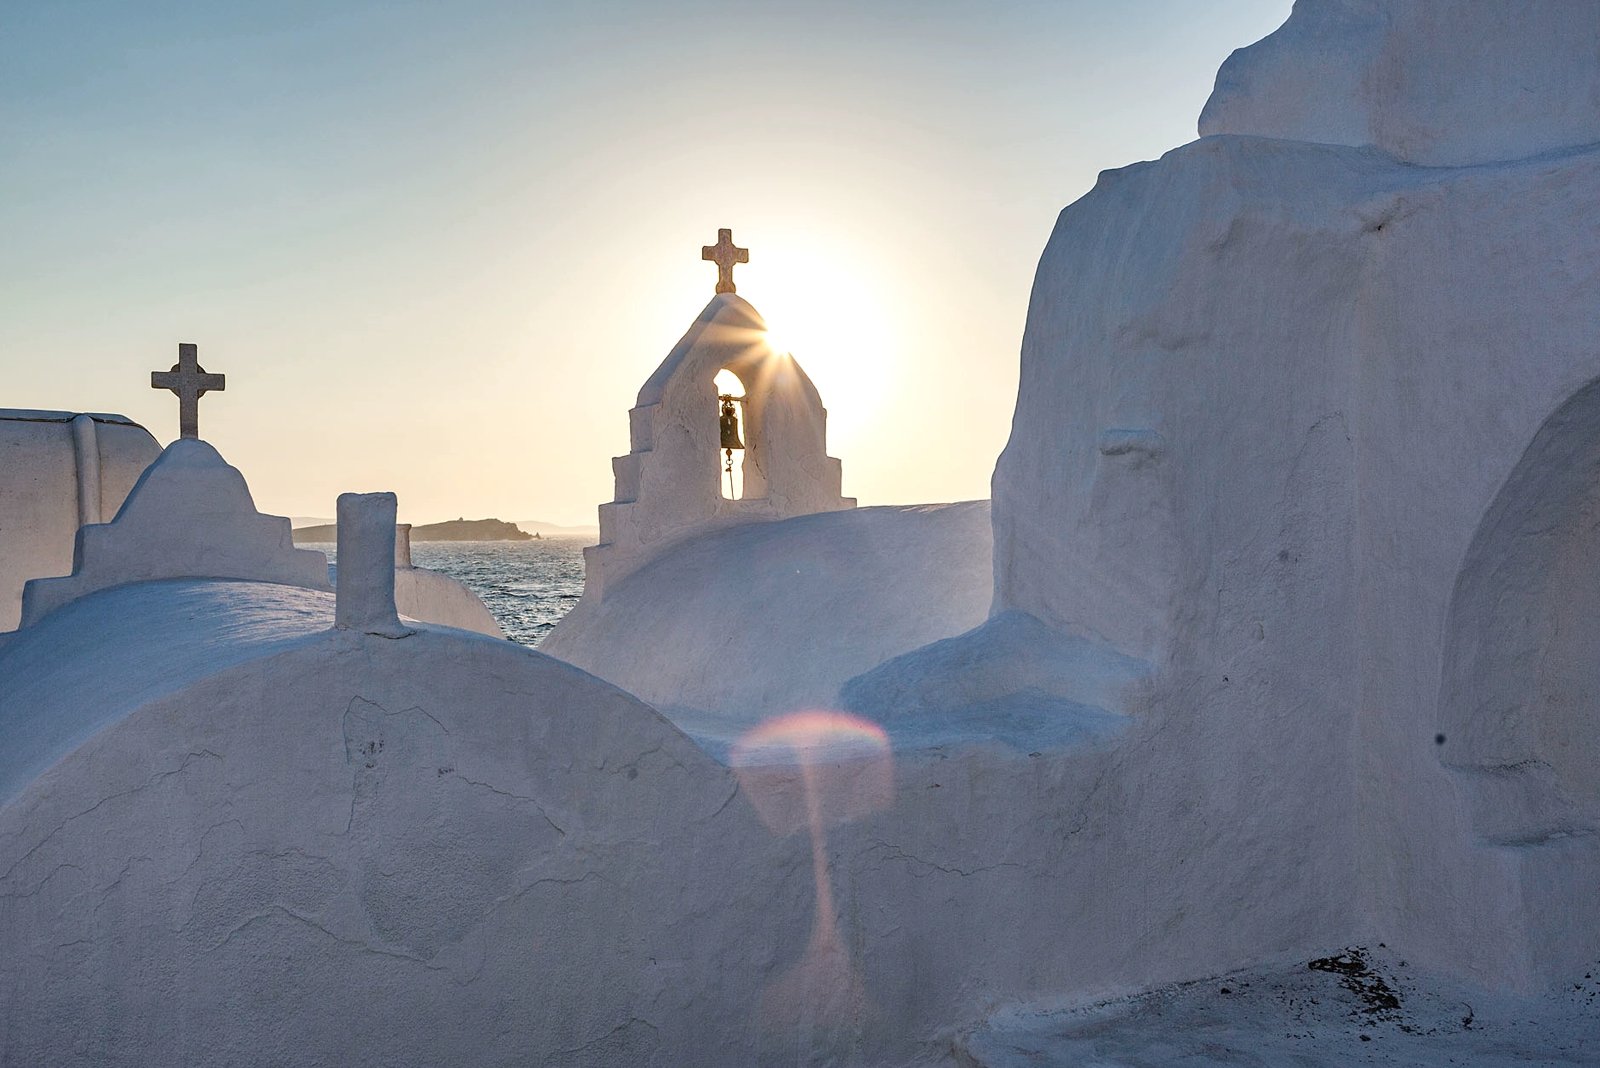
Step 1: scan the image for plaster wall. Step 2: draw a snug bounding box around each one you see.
[585,293,853,599]
[545,502,991,736]
[334,492,407,637]
[1350,148,1600,984]
[0,584,793,1066]
[990,127,1600,985]
[390,523,505,638]
[979,134,1373,990]
[0,410,159,630]
[394,567,504,638]
[8,8,1600,1060]
[0,580,1330,1066]
[1200,0,1600,167]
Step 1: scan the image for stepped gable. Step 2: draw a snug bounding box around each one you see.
[20,438,329,626]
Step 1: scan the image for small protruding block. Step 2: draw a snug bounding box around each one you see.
[395,523,413,569]
[335,492,411,638]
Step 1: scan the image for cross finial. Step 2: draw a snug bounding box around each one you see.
[701,228,749,295]
[150,342,226,440]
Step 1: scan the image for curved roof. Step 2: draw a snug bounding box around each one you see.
[0,579,336,802]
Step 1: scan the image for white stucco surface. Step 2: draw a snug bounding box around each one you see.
[584,292,853,599]
[334,491,410,638]
[0,409,160,630]
[841,609,1148,728]
[1200,0,1600,166]
[7,3,1600,1062]
[544,502,992,745]
[392,565,504,638]
[20,438,329,626]
[0,581,333,804]
[0,580,793,1065]
[391,523,505,638]
[974,0,1600,996]
[0,576,1151,1066]
[6,575,1593,1064]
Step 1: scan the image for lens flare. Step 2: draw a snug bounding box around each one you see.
[733,709,890,765]
[732,710,892,835]
[732,710,894,1033]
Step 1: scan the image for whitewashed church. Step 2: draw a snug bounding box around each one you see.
[3,3,1599,1064]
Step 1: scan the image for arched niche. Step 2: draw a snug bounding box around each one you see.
[1439,377,1600,844]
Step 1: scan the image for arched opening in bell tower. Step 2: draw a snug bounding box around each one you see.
[714,367,747,500]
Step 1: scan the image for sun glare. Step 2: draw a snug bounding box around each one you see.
[741,236,899,410]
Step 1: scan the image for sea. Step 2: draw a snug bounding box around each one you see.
[304,538,588,646]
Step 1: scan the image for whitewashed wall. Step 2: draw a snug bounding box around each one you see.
[0,410,159,630]
[585,293,853,599]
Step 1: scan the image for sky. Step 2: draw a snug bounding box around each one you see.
[0,0,1292,526]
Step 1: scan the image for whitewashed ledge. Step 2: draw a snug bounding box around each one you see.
[665,610,1145,767]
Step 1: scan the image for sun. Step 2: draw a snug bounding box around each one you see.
[738,234,899,408]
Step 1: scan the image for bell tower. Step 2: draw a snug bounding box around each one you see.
[581,231,855,600]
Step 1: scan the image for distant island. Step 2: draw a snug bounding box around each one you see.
[293,518,533,543]
[514,518,599,538]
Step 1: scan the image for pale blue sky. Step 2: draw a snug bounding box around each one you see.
[1,0,1292,524]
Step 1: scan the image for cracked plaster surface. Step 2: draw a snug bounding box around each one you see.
[0,615,814,1066]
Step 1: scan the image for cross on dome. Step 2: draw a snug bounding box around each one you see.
[150,343,226,440]
[701,228,749,294]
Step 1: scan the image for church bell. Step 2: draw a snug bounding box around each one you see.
[719,395,744,451]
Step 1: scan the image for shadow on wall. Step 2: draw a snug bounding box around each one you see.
[1439,375,1600,844]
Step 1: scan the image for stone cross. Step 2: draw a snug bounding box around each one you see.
[150,343,225,440]
[701,228,749,294]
